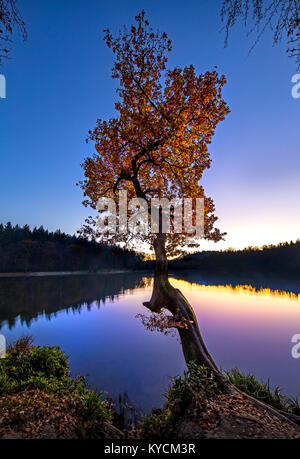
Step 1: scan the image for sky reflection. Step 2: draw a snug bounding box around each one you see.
[0,273,299,411]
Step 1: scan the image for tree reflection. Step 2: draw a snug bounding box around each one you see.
[0,273,145,328]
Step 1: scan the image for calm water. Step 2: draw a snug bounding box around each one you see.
[0,272,300,412]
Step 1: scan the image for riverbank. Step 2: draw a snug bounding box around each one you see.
[1,339,300,439]
[0,337,124,439]
[140,363,300,439]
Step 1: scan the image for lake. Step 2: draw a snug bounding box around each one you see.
[0,272,299,413]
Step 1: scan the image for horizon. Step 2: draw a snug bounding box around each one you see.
[0,219,299,254]
[0,0,299,250]
[1,0,300,442]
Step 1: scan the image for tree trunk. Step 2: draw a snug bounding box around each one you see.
[144,272,232,390]
[153,233,168,276]
[142,234,300,426]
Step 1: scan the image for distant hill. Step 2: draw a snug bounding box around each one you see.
[0,222,143,273]
[169,241,300,278]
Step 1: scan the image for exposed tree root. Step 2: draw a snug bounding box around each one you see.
[143,274,300,428]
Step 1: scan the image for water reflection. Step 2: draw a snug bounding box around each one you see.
[0,272,299,412]
[170,271,300,296]
[167,277,300,401]
[172,280,300,301]
[0,273,145,328]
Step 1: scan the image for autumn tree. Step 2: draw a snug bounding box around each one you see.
[221,0,300,68]
[0,0,27,66]
[80,11,233,385]
[79,15,300,424]
[80,11,229,276]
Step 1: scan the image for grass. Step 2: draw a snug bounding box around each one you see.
[6,335,34,354]
[0,336,115,438]
[139,362,222,438]
[2,338,300,438]
[140,363,300,438]
[226,368,300,416]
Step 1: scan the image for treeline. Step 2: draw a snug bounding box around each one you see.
[1,222,299,277]
[0,222,143,272]
[169,240,300,278]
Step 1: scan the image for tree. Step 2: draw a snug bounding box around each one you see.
[78,15,300,426]
[0,0,27,66]
[80,11,234,393]
[221,0,300,68]
[80,11,229,275]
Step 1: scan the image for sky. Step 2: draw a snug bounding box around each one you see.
[0,0,299,250]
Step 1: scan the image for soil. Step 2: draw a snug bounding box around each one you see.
[174,392,300,439]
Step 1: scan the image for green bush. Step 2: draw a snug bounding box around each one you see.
[167,362,222,406]
[25,346,69,378]
[140,362,221,438]
[0,339,114,438]
[0,345,69,395]
[75,389,113,438]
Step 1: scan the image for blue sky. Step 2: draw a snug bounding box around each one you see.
[0,0,299,249]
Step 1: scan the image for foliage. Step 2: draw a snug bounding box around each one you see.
[221,0,300,68]
[0,221,143,272]
[2,340,299,438]
[169,239,300,278]
[140,363,300,438]
[0,0,27,65]
[227,368,300,415]
[80,11,229,258]
[0,343,69,394]
[0,337,114,438]
[227,368,282,409]
[139,362,221,438]
[6,334,33,354]
[167,362,222,401]
[75,389,112,437]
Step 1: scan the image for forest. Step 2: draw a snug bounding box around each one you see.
[170,241,300,278]
[0,222,143,272]
[1,222,299,278]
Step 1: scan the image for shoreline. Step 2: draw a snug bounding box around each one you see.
[1,340,299,439]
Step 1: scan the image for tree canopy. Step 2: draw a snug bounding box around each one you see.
[80,11,229,259]
[0,0,26,65]
[221,0,300,67]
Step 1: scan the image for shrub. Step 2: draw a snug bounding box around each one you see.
[0,345,69,395]
[139,362,221,438]
[0,337,114,439]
